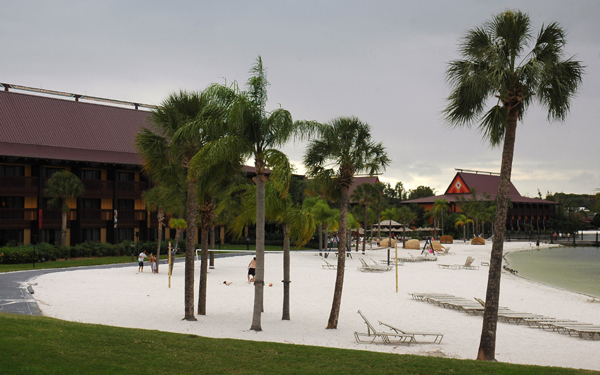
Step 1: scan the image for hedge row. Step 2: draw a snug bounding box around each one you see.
[0,239,188,265]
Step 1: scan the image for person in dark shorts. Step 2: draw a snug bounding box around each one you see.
[138,250,147,272]
[247,257,256,283]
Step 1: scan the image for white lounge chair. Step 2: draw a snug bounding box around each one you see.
[354,310,416,345]
[439,256,479,270]
[378,321,444,344]
[322,259,337,270]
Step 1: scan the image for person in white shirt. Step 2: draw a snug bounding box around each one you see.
[138,251,147,272]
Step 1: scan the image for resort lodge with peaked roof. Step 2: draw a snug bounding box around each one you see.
[0,85,287,247]
[402,169,558,232]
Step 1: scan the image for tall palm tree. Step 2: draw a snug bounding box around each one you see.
[45,171,84,246]
[136,89,228,321]
[197,57,308,330]
[304,116,389,329]
[397,206,416,249]
[371,182,386,240]
[190,159,242,316]
[444,10,583,360]
[381,207,400,248]
[351,183,379,254]
[431,198,449,238]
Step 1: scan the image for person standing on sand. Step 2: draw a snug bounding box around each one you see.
[149,253,157,274]
[247,257,256,283]
[138,250,147,273]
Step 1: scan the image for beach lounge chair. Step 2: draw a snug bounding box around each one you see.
[322,259,337,270]
[378,321,444,344]
[358,258,392,272]
[354,310,416,345]
[438,256,479,270]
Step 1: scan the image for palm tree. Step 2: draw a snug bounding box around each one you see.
[431,199,449,238]
[45,171,84,246]
[304,116,389,329]
[381,207,400,248]
[454,214,473,242]
[397,206,416,249]
[196,57,307,331]
[136,89,228,321]
[351,183,379,254]
[303,197,335,254]
[371,182,386,241]
[142,187,165,273]
[444,10,583,360]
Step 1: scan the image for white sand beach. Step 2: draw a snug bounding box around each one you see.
[31,241,599,371]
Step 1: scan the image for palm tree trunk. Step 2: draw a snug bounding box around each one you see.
[327,185,348,329]
[362,205,368,254]
[477,110,518,361]
[209,225,215,268]
[377,211,381,240]
[318,223,323,255]
[156,210,164,273]
[61,207,68,247]
[184,179,197,321]
[324,223,329,252]
[251,173,266,331]
[198,225,209,315]
[282,223,291,320]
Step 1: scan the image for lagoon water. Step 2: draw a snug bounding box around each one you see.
[506,246,600,298]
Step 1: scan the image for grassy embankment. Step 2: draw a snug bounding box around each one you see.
[1,313,593,375]
[0,244,308,273]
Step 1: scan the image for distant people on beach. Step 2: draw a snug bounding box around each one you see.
[150,253,157,274]
[138,250,147,272]
[247,257,256,283]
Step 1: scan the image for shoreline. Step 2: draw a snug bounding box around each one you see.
[504,245,600,300]
[30,240,600,371]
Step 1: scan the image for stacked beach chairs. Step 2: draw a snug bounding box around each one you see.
[409,292,600,340]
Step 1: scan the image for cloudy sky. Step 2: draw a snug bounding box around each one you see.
[3,0,599,197]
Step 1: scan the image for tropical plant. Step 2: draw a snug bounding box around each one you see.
[351,183,380,254]
[305,116,389,329]
[431,199,449,238]
[381,206,400,248]
[136,88,229,321]
[397,206,416,248]
[444,10,583,360]
[454,214,473,242]
[195,57,308,331]
[45,171,84,246]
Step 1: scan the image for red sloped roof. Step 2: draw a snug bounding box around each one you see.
[0,90,151,165]
[403,171,558,205]
[349,176,379,197]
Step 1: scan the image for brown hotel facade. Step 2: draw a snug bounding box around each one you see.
[0,85,162,246]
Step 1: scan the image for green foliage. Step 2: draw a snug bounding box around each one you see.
[408,185,435,200]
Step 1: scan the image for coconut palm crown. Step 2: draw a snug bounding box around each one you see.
[304,116,390,329]
[444,10,583,361]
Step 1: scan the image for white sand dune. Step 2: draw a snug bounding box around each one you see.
[32,241,599,371]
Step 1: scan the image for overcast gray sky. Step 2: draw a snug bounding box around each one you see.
[2,0,599,197]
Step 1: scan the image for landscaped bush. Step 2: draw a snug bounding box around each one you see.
[0,246,37,264]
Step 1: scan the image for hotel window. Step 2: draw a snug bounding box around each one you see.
[0,229,23,246]
[82,199,101,210]
[0,197,24,208]
[40,229,61,245]
[117,228,134,242]
[81,228,101,242]
[0,165,25,176]
[81,169,101,180]
[116,171,135,182]
[42,167,64,178]
[117,199,134,210]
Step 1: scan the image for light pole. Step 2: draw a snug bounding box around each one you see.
[32,235,37,269]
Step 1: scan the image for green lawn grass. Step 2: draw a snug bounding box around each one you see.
[0,245,311,273]
[0,314,593,375]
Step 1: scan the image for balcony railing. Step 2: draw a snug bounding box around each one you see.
[115,181,147,200]
[0,176,39,196]
[82,180,114,199]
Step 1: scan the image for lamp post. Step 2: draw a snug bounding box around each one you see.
[32,235,37,269]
